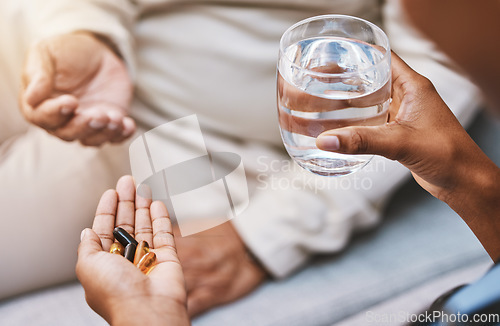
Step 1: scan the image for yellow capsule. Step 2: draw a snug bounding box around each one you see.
[137,252,156,275]
[109,242,124,256]
[133,241,150,265]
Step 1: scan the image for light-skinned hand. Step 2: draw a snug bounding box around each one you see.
[21,32,135,146]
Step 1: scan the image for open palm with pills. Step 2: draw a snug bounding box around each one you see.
[76,176,189,325]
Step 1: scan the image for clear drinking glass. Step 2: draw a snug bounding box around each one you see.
[277,15,391,176]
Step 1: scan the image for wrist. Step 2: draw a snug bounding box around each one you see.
[445,160,500,260]
[444,153,499,210]
[108,297,190,326]
[437,131,497,204]
[71,31,123,59]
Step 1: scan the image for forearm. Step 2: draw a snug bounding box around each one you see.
[445,151,500,261]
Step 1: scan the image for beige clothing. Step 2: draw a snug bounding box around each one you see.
[0,1,130,299]
[0,0,480,298]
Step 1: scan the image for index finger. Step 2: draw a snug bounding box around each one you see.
[21,95,78,130]
[390,51,422,103]
[92,189,118,251]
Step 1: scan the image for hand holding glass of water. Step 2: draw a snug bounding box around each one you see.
[277,15,391,176]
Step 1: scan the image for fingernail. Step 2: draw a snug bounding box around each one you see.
[61,106,73,115]
[317,135,340,151]
[80,229,88,241]
[108,122,119,130]
[89,120,106,129]
[122,118,135,137]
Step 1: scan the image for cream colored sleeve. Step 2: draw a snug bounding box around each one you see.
[233,0,482,279]
[232,155,410,278]
[23,0,139,77]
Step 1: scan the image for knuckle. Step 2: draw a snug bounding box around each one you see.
[386,125,406,160]
[348,129,368,153]
[416,76,436,93]
[134,226,153,236]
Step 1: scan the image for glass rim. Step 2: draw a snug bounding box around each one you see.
[279,14,391,78]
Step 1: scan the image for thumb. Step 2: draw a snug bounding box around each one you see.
[78,228,104,259]
[23,44,54,107]
[316,123,407,161]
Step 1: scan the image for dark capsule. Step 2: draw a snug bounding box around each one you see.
[113,227,138,247]
[123,243,137,262]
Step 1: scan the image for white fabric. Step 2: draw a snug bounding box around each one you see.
[6,0,481,281]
